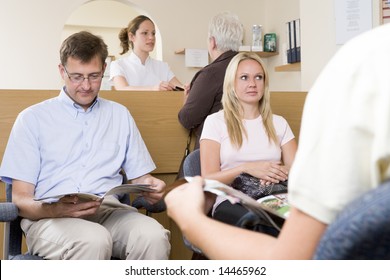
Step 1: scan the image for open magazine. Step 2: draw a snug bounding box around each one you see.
[257,193,290,218]
[185,176,289,230]
[34,183,155,203]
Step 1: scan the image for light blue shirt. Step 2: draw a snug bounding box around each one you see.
[0,88,156,199]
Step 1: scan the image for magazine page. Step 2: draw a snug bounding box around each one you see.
[104,183,154,196]
[34,183,153,203]
[257,193,290,218]
[185,177,285,218]
[185,176,287,229]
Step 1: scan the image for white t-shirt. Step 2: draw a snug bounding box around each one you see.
[288,23,390,224]
[109,52,175,86]
[201,110,295,212]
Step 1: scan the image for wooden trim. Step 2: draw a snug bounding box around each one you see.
[275,62,301,72]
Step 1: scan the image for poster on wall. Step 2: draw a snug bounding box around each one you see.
[381,0,390,24]
[334,0,373,45]
[185,49,209,68]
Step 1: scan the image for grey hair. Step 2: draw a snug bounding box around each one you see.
[208,11,244,52]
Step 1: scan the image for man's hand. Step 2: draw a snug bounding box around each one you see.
[12,179,101,220]
[131,174,166,204]
[46,196,101,218]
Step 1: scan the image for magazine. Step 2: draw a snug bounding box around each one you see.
[34,183,155,203]
[185,176,289,229]
[257,193,290,218]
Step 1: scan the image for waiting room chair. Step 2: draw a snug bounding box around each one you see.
[1,183,42,260]
[314,179,390,259]
[181,149,206,258]
[183,149,201,179]
[0,180,165,260]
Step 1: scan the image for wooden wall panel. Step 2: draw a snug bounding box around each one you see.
[270,91,307,141]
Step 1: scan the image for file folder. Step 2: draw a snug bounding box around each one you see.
[291,20,297,63]
[286,21,292,63]
[295,19,301,62]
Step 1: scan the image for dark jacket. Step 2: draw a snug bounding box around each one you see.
[178,50,238,149]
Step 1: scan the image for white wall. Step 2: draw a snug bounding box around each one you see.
[63,1,142,59]
[0,0,290,90]
[263,0,301,91]
[300,0,381,91]
[0,1,73,89]
[0,0,382,91]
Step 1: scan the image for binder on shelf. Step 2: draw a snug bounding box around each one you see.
[286,21,292,63]
[291,20,297,63]
[295,19,301,62]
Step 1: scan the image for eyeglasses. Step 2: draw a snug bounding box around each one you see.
[63,65,104,84]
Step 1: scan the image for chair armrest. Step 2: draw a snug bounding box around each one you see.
[0,202,19,222]
[131,197,166,213]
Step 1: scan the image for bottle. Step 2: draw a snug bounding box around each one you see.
[252,25,263,51]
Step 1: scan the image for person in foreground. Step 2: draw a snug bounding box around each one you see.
[200,52,297,230]
[178,11,244,149]
[110,15,182,91]
[165,23,390,259]
[0,31,170,260]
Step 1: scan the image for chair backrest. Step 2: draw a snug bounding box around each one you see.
[183,149,201,177]
[314,179,390,259]
[4,183,43,260]
[181,149,204,256]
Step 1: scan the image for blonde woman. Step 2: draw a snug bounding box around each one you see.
[200,52,297,231]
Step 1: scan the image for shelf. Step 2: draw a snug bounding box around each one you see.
[250,51,279,58]
[174,48,185,55]
[275,62,301,72]
[174,48,278,58]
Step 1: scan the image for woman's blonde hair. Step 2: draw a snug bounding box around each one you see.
[222,52,278,148]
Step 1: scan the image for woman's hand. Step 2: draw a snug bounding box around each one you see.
[244,161,289,184]
[156,81,174,91]
[165,176,206,227]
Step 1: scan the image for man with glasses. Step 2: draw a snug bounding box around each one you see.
[0,31,170,260]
